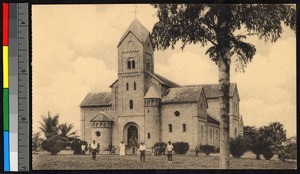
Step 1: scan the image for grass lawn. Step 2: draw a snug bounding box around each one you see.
[32,151,297,170]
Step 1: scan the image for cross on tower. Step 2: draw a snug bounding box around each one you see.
[133,5,139,19]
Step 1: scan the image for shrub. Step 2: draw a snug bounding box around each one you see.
[200,145,215,156]
[152,142,167,155]
[230,136,247,158]
[278,143,296,161]
[173,142,189,154]
[41,135,67,155]
[71,140,88,155]
[262,147,274,160]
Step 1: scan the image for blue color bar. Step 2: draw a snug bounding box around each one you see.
[4,131,10,171]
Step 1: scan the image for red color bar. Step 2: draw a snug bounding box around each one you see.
[3,3,9,46]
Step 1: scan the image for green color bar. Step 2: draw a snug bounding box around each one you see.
[3,88,9,130]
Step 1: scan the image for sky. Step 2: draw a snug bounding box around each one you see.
[32,4,296,138]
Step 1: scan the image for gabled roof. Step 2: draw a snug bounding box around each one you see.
[80,92,111,107]
[207,114,220,124]
[186,83,237,99]
[90,112,114,122]
[147,72,180,87]
[118,19,150,47]
[162,86,203,103]
[144,86,161,99]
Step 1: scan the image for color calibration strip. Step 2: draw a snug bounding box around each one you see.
[3,2,10,172]
[9,3,19,171]
[3,3,29,172]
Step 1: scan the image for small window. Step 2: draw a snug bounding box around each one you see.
[129,100,133,109]
[210,128,212,139]
[182,123,186,132]
[126,83,129,91]
[132,60,135,69]
[201,125,203,138]
[216,130,218,139]
[147,132,151,139]
[168,124,173,132]
[95,131,101,137]
[134,82,136,90]
[235,128,237,137]
[146,59,151,71]
[127,61,131,69]
[174,111,180,117]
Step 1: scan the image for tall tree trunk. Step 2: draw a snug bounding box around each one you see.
[217,5,232,169]
[218,54,231,169]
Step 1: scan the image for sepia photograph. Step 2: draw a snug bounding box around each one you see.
[31,4,296,170]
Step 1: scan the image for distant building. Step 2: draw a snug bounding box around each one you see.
[80,19,244,150]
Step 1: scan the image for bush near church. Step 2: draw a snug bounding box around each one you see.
[173,142,189,154]
[71,139,88,155]
[41,135,67,155]
[152,142,167,155]
[199,145,215,156]
[230,135,247,158]
[277,142,297,161]
[262,147,274,160]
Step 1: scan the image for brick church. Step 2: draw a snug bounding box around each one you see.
[80,19,244,151]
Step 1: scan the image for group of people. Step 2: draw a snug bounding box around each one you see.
[87,140,175,163]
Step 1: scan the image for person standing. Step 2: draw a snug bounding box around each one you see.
[88,144,91,155]
[195,146,199,156]
[91,140,97,160]
[81,144,86,155]
[97,143,100,155]
[138,142,146,162]
[119,141,126,155]
[166,141,174,163]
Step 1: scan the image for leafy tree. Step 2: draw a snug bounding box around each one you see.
[32,132,42,152]
[260,122,286,149]
[244,126,263,159]
[151,4,295,168]
[59,122,76,138]
[230,135,247,158]
[39,111,60,139]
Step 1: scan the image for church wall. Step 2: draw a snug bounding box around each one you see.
[91,125,112,149]
[197,90,207,119]
[198,119,207,146]
[80,107,116,145]
[144,102,160,148]
[161,103,198,149]
[119,73,145,116]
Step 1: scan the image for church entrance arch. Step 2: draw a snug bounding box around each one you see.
[123,122,139,147]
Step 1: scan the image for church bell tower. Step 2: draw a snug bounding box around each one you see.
[117,19,154,117]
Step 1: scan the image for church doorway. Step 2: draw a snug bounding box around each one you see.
[124,122,139,147]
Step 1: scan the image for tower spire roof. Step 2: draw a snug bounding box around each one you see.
[117,19,150,47]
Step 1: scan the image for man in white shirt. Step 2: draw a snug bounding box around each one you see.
[138,142,146,162]
[91,140,97,160]
[166,141,174,163]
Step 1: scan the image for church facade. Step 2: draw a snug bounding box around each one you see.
[80,19,244,151]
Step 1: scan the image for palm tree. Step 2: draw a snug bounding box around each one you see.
[58,122,76,138]
[151,4,295,168]
[39,111,60,139]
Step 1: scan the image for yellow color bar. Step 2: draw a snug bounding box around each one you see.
[3,46,9,88]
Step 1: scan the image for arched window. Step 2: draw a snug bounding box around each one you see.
[201,125,204,138]
[147,132,151,139]
[127,61,131,69]
[216,130,219,139]
[129,100,133,109]
[146,59,150,71]
[182,123,186,132]
[234,127,237,137]
[132,60,135,69]
[134,82,136,90]
[126,83,129,91]
[168,124,173,132]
